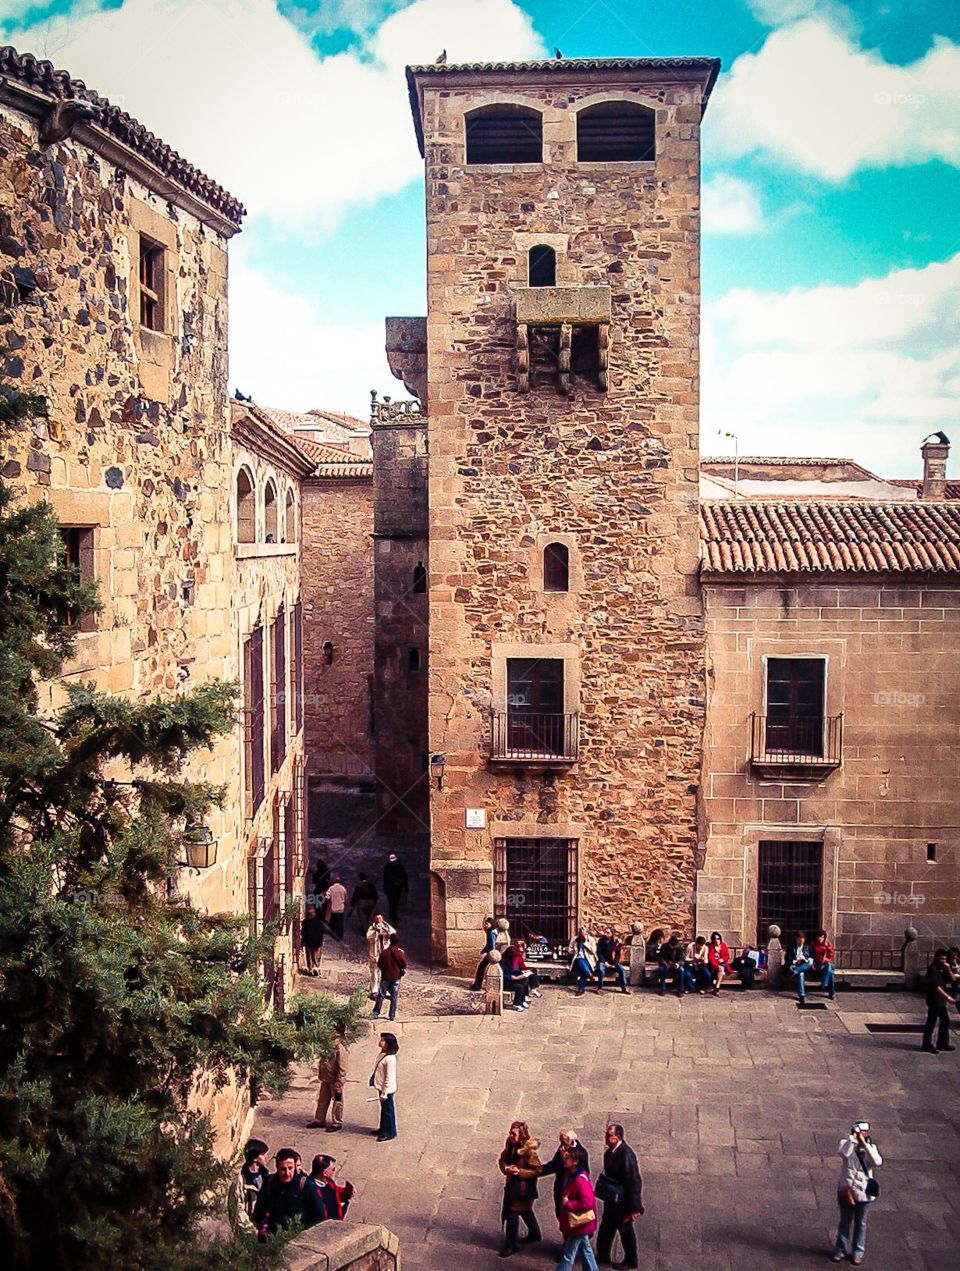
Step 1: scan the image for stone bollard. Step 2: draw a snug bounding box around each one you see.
[495,917,511,953]
[765,924,783,990]
[484,950,504,1016]
[902,926,921,990]
[628,921,646,987]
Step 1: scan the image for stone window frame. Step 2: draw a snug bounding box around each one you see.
[571,90,661,171]
[513,232,569,287]
[529,531,583,598]
[263,477,279,544]
[129,198,178,402]
[754,644,844,746]
[487,819,588,929]
[284,485,297,544]
[739,826,840,949]
[43,492,112,671]
[235,464,256,544]
[491,640,580,718]
[459,94,549,168]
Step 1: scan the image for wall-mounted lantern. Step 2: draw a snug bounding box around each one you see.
[429,753,446,790]
[180,823,218,871]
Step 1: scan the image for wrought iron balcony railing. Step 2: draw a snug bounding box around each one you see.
[749,713,843,772]
[491,711,580,764]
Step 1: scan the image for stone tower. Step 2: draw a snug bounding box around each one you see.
[399,56,719,968]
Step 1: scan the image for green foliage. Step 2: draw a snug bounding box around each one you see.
[0,373,367,1267]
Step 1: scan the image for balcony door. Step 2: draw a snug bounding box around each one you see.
[765,657,825,756]
[506,657,564,756]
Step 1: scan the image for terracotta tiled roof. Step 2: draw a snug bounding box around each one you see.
[701,456,882,479]
[306,408,370,434]
[700,501,960,575]
[889,478,960,500]
[0,45,244,227]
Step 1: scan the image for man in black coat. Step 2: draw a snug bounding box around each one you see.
[921,948,956,1054]
[539,1128,590,1221]
[596,1123,643,1269]
[382,853,409,923]
[252,1149,307,1237]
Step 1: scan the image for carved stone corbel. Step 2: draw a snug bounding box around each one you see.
[517,322,529,393]
[558,321,571,395]
[597,321,609,391]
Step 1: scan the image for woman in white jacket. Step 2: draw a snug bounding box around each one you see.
[371,1032,399,1142]
[832,1120,881,1265]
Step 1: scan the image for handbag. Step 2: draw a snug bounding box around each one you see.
[595,1172,624,1206]
[865,1177,880,1200]
[567,1207,596,1229]
[838,1185,857,1207]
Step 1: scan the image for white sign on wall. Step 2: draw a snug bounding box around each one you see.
[465,808,487,829]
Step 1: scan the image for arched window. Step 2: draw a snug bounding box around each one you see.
[466,105,543,164]
[528,245,556,287]
[576,100,655,163]
[412,562,427,594]
[264,479,277,544]
[236,468,255,543]
[543,542,570,592]
[285,488,297,543]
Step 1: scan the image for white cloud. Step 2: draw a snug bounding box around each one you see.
[708,19,960,180]
[9,0,544,229]
[229,253,391,416]
[703,254,960,474]
[747,0,835,25]
[701,174,763,235]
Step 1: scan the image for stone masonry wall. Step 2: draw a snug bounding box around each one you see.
[0,97,255,1152]
[301,475,374,776]
[372,414,429,835]
[419,74,707,968]
[700,579,960,950]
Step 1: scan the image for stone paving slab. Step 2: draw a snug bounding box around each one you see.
[253,985,959,1269]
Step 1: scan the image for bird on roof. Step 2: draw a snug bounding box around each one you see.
[925,430,950,445]
[554,47,563,59]
[435,49,447,63]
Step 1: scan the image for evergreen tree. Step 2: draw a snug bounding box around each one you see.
[0,353,365,1268]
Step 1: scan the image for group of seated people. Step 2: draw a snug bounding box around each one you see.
[235,1139,354,1239]
[647,927,839,999]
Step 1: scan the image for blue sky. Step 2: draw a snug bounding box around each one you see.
[2,0,959,474]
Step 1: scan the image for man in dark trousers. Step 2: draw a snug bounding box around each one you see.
[382,853,409,924]
[921,948,957,1054]
[372,933,407,1021]
[596,1123,644,1269]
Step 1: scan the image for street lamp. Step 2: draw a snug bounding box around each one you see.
[180,823,218,871]
[429,753,446,790]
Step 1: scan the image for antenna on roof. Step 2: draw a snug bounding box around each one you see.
[718,429,739,496]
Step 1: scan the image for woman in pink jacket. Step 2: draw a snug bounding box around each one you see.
[555,1144,599,1271]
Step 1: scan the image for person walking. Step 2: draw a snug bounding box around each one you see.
[498,1120,542,1258]
[325,874,347,942]
[540,1129,591,1226]
[921,947,956,1054]
[832,1121,882,1265]
[471,916,498,990]
[306,1029,348,1132]
[348,871,378,933]
[596,928,631,995]
[786,930,815,1003]
[382,853,409,924]
[311,856,331,900]
[811,929,837,1000]
[568,927,598,997]
[555,1144,599,1271]
[595,1123,643,1270]
[372,933,406,1021]
[301,904,325,976]
[366,913,395,998]
[370,1032,399,1141]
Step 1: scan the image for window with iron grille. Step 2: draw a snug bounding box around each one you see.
[244,626,265,816]
[57,527,97,631]
[765,657,826,756]
[465,106,543,164]
[494,838,578,947]
[576,101,655,163]
[138,236,165,330]
[262,834,278,927]
[293,756,306,873]
[271,607,286,772]
[247,853,263,937]
[757,840,823,945]
[293,601,303,734]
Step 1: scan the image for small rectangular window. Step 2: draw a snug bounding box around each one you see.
[58,527,96,632]
[139,236,164,331]
[408,647,421,672]
[927,843,937,862]
[571,326,600,377]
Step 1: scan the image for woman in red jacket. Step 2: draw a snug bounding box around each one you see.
[707,931,732,996]
[555,1144,599,1271]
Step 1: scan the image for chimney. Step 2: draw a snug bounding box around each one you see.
[920,432,950,500]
